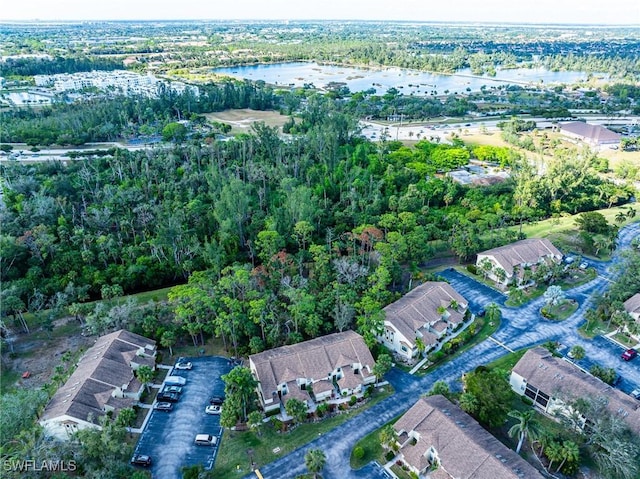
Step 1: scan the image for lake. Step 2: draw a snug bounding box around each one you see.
[213,62,597,95]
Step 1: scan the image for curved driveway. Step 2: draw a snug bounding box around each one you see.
[246,222,640,479]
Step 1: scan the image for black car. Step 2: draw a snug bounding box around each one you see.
[157,391,180,403]
[153,401,174,412]
[131,454,152,467]
[209,395,224,405]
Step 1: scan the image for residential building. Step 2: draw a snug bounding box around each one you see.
[476,238,562,287]
[249,331,376,414]
[623,293,640,321]
[378,282,469,360]
[510,347,640,433]
[393,395,543,479]
[39,330,156,440]
[560,121,621,147]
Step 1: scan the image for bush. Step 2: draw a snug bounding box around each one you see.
[467,264,478,275]
[353,446,365,459]
[428,351,445,363]
[349,395,357,406]
[521,396,534,406]
[385,450,396,462]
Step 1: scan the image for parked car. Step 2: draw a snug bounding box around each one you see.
[163,385,183,394]
[157,391,180,403]
[205,405,221,415]
[621,349,638,361]
[630,388,640,399]
[131,454,152,466]
[165,375,187,386]
[209,395,224,405]
[175,361,192,370]
[194,434,217,446]
[579,262,589,270]
[153,402,174,412]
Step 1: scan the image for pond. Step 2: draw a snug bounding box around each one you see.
[213,61,598,95]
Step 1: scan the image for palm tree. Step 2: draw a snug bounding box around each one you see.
[305,448,326,479]
[545,440,564,472]
[379,424,397,451]
[615,211,627,225]
[507,410,540,454]
[556,440,579,473]
[136,365,154,393]
[485,303,501,324]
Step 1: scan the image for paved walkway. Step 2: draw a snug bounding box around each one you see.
[246,222,640,479]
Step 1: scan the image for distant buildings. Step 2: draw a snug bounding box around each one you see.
[393,395,544,479]
[476,238,563,287]
[40,330,156,440]
[33,70,198,98]
[379,281,470,360]
[510,347,640,434]
[249,331,376,414]
[559,121,621,147]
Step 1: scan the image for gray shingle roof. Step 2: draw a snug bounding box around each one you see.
[478,238,562,277]
[394,395,543,479]
[624,293,640,315]
[384,281,468,347]
[560,122,621,144]
[41,329,155,424]
[250,331,375,402]
[513,347,640,433]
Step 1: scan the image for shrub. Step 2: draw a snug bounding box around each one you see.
[428,351,445,362]
[467,264,478,275]
[353,446,365,460]
[349,395,357,406]
[521,396,534,406]
[386,451,395,462]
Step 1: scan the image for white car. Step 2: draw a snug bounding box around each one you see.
[631,389,640,399]
[175,361,192,370]
[205,405,222,415]
[165,375,187,386]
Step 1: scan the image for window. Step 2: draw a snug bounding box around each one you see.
[401,345,408,352]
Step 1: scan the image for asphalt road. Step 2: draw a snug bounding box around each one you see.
[134,356,231,479]
[246,222,640,479]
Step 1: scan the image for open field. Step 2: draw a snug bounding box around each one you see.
[205,109,290,134]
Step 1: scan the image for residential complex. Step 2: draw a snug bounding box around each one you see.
[393,395,544,479]
[510,347,640,433]
[476,238,563,287]
[39,330,156,440]
[249,330,376,414]
[33,70,198,98]
[378,281,470,360]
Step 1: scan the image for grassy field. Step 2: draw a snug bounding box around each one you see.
[214,385,393,479]
[205,109,290,134]
[350,415,401,470]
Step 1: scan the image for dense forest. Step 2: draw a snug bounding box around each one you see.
[1,91,633,353]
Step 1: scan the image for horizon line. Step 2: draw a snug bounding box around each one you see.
[1,18,639,27]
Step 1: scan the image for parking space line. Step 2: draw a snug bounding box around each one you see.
[488,336,514,353]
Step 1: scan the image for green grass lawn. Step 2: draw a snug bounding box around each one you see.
[505,204,639,240]
[541,300,578,321]
[390,464,415,479]
[612,332,637,348]
[214,386,393,479]
[350,417,400,469]
[504,284,545,307]
[487,348,528,372]
[578,318,611,338]
[415,314,500,376]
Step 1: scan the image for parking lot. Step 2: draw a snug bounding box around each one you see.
[133,356,232,478]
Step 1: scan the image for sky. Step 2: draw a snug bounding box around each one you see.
[1,0,639,24]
